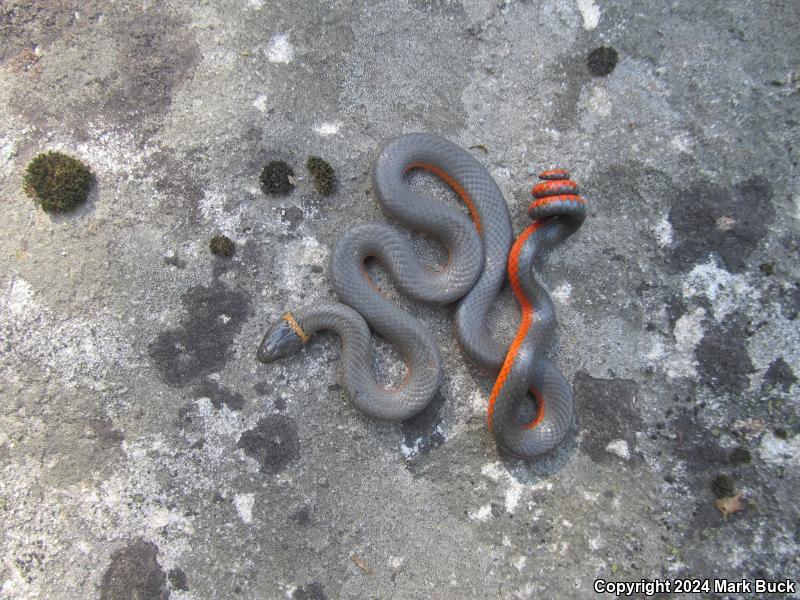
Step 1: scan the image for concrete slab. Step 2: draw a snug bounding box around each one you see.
[1,1,798,598]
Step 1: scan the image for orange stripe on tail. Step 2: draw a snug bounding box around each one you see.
[528,194,585,212]
[487,221,545,431]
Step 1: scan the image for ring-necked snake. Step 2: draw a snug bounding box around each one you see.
[257,133,587,458]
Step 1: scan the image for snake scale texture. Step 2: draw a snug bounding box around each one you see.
[257,133,587,458]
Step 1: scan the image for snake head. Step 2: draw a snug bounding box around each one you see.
[257,316,303,363]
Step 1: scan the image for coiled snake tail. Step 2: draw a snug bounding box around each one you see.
[487,169,588,458]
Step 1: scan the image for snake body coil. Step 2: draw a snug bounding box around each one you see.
[487,170,587,457]
[259,134,509,421]
[258,134,587,458]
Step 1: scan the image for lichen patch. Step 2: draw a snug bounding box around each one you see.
[266,34,294,64]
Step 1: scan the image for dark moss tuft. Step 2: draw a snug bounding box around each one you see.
[260,160,295,196]
[209,234,235,257]
[23,151,94,213]
[759,262,775,276]
[587,46,618,77]
[305,155,336,196]
[711,474,736,498]
[729,446,751,464]
[774,427,789,440]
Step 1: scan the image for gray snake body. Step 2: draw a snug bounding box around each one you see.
[258,134,586,457]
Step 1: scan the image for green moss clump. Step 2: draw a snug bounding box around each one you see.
[260,160,295,196]
[587,46,618,77]
[209,234,235,257]
[23,151,94,213]
[729,446,751,464]
[711,474,736,499]
[774,427,789,439]
[305,155,336,196]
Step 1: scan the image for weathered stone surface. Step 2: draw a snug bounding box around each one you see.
[1,1,798,597]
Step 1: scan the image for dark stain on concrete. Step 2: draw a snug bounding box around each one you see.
[194,378,245,411]
[87,417,125,447]
[573,373,642,463]
[0,1,103,64]
[237,415,300,474]
[100,539,168,600]
[664,293,686,327]
[211,253,237,279]
[670,400,727,467]
[549,51,592,131]
[253,381,273,396]
[695,314,755,394]
[410,0,467,18]
[292,582,327,600]
[163,254,187,269]
[103,9,200,130]
[291,506,312,526]
[400,389,446,466]
[148,282,250,388]
[168,567,189,591]
[667,408,738,536]
[280,206,305,238]
[177,402,194,424]
[781,282,800,321]
[10,6,200,141]
[592,162,676,218]
[761,357,797,394]
[668,176,775,272]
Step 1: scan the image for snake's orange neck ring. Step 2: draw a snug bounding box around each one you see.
[283,312,309,343]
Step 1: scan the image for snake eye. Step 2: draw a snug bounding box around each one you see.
[257,318,302,362]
